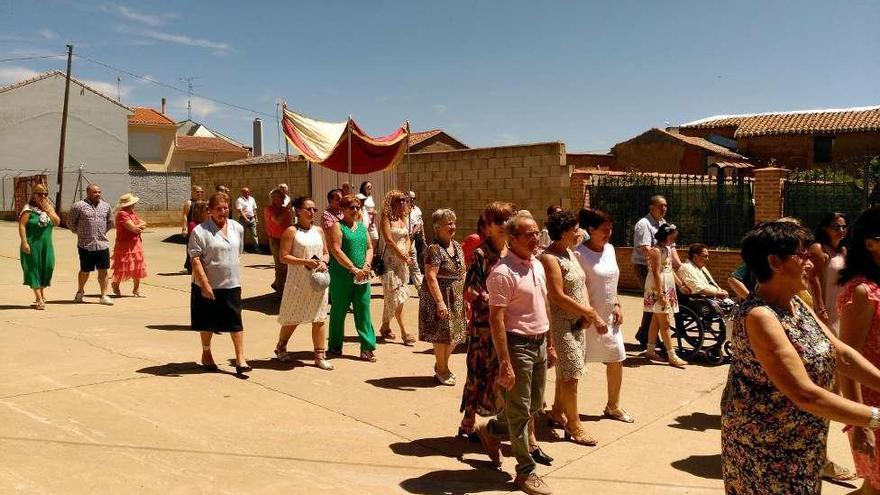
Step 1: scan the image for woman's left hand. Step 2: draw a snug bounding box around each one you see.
[437,302,449,320]
[612,305,624,326]
[315,261,328,272]
[852,426,876,455]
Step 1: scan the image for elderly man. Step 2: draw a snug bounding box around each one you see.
[476,210,553,495]
[678,244,732,302]
[69,184,115,305]
[631,195,684,349]
[278,183,291,207]
[235,187,260,253]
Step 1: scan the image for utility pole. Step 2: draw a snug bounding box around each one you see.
[54,44,73,222]
[179,76,200,120]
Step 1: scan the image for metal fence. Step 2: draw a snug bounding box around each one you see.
[587,171,754,248]
[784,155,880,229]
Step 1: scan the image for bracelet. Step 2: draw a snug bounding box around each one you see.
[870,407,880,429]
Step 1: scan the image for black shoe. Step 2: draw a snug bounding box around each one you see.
[457,426,479,443]
[201,363,219,372]
[234,364,252,375]
[530,447,553,466]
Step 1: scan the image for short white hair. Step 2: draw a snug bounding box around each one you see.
[504,209,534,236]
[432,208,456,232]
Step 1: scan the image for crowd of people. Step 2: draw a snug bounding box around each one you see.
[15,177,880,495]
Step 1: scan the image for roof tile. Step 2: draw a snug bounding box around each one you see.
[129,107,176,126]
[681,106,880,137]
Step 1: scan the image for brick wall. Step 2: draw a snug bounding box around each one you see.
[615,246,743,292]
[129,171,191,211]
[190,159,310,248]
[397,142,570,236]
[753,167,788,222]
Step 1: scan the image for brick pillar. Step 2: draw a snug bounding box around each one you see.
[569,170,593,209]
[753,167,790,223]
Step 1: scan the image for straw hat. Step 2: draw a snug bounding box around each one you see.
[116,193,140,209]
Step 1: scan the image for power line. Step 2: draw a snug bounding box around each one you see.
[0,54,65,63]
[75,53,275,118]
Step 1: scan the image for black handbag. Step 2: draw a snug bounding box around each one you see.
[372,243,387,276]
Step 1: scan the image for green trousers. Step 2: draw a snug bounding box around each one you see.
[328,273,376,353]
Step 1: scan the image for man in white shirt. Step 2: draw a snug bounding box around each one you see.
[278,183,291,208]
[235,187,261,253]
[408,191,425,277]
[677,243,730,300]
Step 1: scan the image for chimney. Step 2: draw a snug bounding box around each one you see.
[161,97,166,115]
[253,118,263,157]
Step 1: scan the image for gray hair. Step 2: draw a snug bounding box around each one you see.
[432,208,457,232]
[504,209,535,236]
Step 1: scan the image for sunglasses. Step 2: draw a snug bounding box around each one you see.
[302,207,319,213]
[35,192,49,197]
[829,224,848,231]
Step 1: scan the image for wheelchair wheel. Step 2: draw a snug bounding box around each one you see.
[673,305,704,361]
[698,309,727,365]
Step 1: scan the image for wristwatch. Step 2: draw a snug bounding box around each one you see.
[870,407,880,429]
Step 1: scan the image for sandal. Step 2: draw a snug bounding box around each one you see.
[545,410,567,429]
[34,301,46,310]
[643,350,662,362]
[563,426,598,446]
[111,283,121,297]
[379,327,396,341]
[132,291,145,298]
[820,460,858,482]
[603,406,635,423]
[314,349,334,371]
[402,334,416,346]
[668,353,688,369]
[360,350,377,362]
[457,425,479,443]
[274,344,292,362]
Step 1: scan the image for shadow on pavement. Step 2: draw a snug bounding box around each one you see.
[162,234,187,244]
[398,458,512,494]
[136,361,235,378]
[671,453,722,480]
[147,324,194,331]
[390,435,482,459]
[156,271,189,277]
[669,412,720,432]
[244,264,274,269]
[366,375,438,391]
[242,293,279,315]
[0,304,36,310]
[247,355,310,371]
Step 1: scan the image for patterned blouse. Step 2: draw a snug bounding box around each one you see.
[721,294,836,494]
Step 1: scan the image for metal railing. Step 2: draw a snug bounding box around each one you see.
[784,155,880,229]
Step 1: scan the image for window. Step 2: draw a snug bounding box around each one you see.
[814,136,834,163]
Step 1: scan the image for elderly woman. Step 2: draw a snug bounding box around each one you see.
[188,192,250,375]
[836,207,880,495]
[275,196,333,371]
[18,183,60,309]
[808,212,849,332]
[721,219,880,494]
[575,208,632,423]
[644,223,687,368]
[419,208,467,385]
[328,194,378,362]
[540,210,606,446]
[264,188,293,293]
[378,190,415,344]
[111,193,148,297]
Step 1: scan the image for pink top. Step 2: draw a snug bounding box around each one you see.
[115,210,141,243]
[487,251,549,336]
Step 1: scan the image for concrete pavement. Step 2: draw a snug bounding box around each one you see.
[0,222,858,494]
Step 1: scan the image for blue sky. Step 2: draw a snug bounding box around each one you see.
[1,0,878,153]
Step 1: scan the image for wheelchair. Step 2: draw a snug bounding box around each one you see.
[672,292,734,365]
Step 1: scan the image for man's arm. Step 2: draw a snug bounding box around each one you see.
[489,305,514,390]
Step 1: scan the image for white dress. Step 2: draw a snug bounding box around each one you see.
[575,242,626,363]
[382,224,411,325]
[277,226,329,325]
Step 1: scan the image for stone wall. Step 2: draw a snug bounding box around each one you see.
[129,171,192,211]
[398,142,570,236]
[615,246,742,293]
[190,159,310,248]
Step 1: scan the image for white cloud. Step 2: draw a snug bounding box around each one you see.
[171,96,221,120]
[0,66,42,85]
[37,28,57,40]
[432,104,447,115]
[142,29,230,52]
[81,78,131,100]
[108,4,165,26]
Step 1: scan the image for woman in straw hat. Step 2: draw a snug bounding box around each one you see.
[111,193,148,297]
[18,183,60,309]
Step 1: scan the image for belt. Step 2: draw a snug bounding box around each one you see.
[506,332,546,343]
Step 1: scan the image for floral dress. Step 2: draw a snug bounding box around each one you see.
[545,249,587,380]
[418,239,466,345]
[838,277,880,487]
[460,242,504,419]
[721,295,836,494]
[643,244,679,314]
[381,224,411,325]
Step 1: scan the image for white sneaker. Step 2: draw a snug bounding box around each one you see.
[99,295,114,306]
[74,291,84,303]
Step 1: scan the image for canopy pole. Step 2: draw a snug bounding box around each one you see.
[282,102,291,194]
[347,116,352,186]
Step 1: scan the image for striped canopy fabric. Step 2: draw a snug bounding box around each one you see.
[282,107,409,174]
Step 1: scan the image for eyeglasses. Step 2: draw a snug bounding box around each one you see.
[303,207,319,213]
[830,224,848,231]
[35,192,48,197]
[515,231,541,239]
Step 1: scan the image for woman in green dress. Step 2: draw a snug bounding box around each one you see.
[18,184,60,310]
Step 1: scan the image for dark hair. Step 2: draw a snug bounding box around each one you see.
[326,188,342,201]
[482,201,518,226]
[741,221,814,283]
[688,243,709,260]
[813,212,847,247]
[359,181,371,196]
[578,208,612,230]
[839,207,880,286]
[476,216,486,233]
[546,204,562,217]
[655,223,678,243]
[546,210,578,241]
[292,196,313,210]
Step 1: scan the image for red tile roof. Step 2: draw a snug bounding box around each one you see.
[681,106,880,138]
[129,107,176,126]
[614,128,744,159]
[408,128,467,149]
[176,136,248,153]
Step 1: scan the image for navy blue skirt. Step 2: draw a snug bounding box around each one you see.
[190,284,243,332]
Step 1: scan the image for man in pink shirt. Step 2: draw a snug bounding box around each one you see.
[477,210,554,495]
